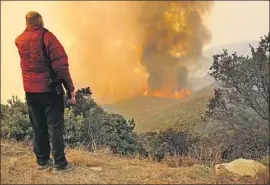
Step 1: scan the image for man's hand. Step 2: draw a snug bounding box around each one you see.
[69,91,76,104]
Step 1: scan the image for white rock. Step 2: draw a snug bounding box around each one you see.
[214,158,267,177]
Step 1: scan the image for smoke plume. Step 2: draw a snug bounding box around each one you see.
[139,2,213,96]
[59,1,213,103]
[1,1,213,104]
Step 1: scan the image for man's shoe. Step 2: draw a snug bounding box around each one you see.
[37,159,53,170]
[52,163,74,174]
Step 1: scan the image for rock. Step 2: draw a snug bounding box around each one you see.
[90,166,103,171]
[214,158,267,177]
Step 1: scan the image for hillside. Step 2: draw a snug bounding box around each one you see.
[1,140,267,184]
[103,40,261,133]
[103,85,214,133]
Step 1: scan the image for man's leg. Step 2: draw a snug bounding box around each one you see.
[44,92,68,168]
[26,93,51,166]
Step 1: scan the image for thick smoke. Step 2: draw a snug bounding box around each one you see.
[53,1,213,103]
[139,2,213,95]
[52,2,149,104]
[2,1,212,104]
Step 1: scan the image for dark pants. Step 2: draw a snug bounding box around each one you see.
[25,92,68,167]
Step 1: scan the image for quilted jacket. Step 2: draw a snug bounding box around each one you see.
[15,25,75,93]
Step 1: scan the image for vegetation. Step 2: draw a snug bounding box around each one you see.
[203,32,269,161]
[1,88,138,156]
[1,33,269,170]
[0,96,32,141]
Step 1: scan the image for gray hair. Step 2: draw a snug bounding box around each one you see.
[25,11,44,27]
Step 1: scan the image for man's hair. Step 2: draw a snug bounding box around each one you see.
[25,11,44,27]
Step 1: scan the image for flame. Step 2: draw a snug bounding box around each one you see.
[143,87,191,99]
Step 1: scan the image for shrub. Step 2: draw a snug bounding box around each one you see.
[0,88,140,157]
[63,108,85,147]
[138,129,196,162]
[0,96,32,141]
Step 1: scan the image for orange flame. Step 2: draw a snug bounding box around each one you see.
[143,88,191,99]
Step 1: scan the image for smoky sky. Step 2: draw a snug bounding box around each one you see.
[49,1,213,103]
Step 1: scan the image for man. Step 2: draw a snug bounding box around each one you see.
[15,11,76,174]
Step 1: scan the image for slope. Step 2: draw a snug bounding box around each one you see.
[137,85,214,132]
[103,85,214,133]
[103,40,259,133]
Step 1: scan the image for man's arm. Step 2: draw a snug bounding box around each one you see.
[44,31,75,93]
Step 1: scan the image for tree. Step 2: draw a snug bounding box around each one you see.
[205,33,269,131]
[203,33,269,160]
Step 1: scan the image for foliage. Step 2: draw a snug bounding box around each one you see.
[64,87,95,117]
[203,32,270,161]
[138,129,195,162]
[63,108,85,146]
[220,130,269,161]
[83,110,138,155]
[0,96,32,140]
[205,32,269,129]
[1,88,139,156]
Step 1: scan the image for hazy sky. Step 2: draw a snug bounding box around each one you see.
[205,1,269,49]
[1,1,269,104]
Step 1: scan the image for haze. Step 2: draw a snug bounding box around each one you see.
[1,1,269,104]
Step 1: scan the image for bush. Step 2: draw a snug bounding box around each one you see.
[138,129,195,162]
[63,108,85,147]
[0,88,140,156]
[0,96,32,141]
[220,130,269,161]
[83,110,138,155]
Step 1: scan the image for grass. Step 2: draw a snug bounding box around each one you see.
[103,85,214,133]
[1,139,268,184]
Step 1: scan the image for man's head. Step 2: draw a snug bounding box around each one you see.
[25,11,44,27]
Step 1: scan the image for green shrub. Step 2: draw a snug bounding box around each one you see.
[138,129,195,162]
[63,108,85,147]
[0,88,140,156]
[0,96,32,141]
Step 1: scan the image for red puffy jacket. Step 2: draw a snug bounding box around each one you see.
[15,26,75,93]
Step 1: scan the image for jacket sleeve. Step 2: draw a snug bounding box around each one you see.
[44,31,75,92]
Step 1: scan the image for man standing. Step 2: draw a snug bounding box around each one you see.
[15,11,76,174]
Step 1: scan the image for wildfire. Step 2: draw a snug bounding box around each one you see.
[143,88,191,99]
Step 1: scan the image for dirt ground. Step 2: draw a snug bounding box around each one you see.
[1,140,268,184]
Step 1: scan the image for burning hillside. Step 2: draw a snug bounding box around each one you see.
[143,88,191,99]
